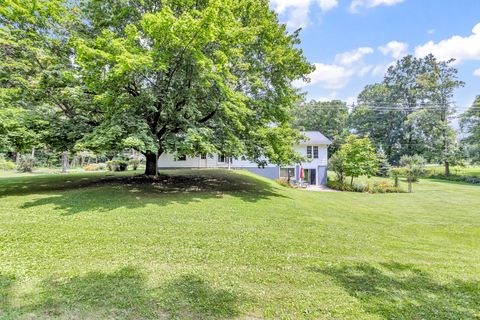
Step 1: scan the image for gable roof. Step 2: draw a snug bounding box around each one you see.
[300,131,332,145]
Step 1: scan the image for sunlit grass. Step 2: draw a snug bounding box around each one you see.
[0,170,479,319]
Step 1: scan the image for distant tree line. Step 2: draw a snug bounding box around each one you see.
[292,54,479,176]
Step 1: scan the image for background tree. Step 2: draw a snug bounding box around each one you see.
[72,0,313,175]
[351,54,463,170]
[413,55,464,175]
[461,96,480,164]
[328,153,346,183]
[337,135,379,186]
[292,100,349,154]
[376,148,391,177]
[0,0,97,172]
[399,154,426,193]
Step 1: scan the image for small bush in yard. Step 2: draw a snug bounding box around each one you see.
[129,159,141,170]
[106,160,128,172]
[328,179,404,193]
[0,157,16,170]
[83,164,98,171]
[276,179,293,188]
[17,156,35,173]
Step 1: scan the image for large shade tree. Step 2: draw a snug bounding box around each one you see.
[73,0,313,175]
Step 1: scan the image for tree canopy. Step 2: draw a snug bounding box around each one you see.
[291,99,349,155]
[1,0,313,174]
[461,96,480,163]
[350,54,463,174]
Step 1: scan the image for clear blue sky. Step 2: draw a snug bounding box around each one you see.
[270,0,480,113]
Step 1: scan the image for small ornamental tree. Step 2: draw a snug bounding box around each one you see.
[389,167,403,187]
[399,155,426,193]
[376,148,391,177]
[337,135,380,186]
[328,153,346,183]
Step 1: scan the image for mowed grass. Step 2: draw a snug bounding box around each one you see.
[426,165,480,177]
[0,170,479,319]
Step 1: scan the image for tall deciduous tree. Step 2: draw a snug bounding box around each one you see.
[73,0,313,175]
[414,55,464,175]
[351,54,463,171]
[292,100,349,155]
[461,96,480,163]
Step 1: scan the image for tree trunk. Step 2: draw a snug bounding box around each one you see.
[144,152,158,176]
[408,181,412,193]
[444,161,450,176]
[350,176,354,187]
[61,151,68,173]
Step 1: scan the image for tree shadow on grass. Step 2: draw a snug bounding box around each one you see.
[1,267,244,319]
[310,262,480,319]
[13,170,288,215]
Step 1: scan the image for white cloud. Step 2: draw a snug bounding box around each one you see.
[349,0,404,13]
[427,29,435,35]
[295,47,376,90]
[270,0,338,29]
[378,41,409,60]
[474,68,480,77]
[294,63,354,90]
[415,22,480,64]
[335,47,374,65]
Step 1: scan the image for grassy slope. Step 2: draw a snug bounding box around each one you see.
[0,170,479,319]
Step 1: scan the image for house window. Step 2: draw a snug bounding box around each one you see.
[201,154,207,160]
[313,146,319,159]
[280,168,295,179]
[307,146,312,159]
[218,155,226,163]
[177,155,187,161]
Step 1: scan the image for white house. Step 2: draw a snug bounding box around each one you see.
[158,131,332,185]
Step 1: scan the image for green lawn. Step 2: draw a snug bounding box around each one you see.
[426,165,480,177]
[0,170,479,319]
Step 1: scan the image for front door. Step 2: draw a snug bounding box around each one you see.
[309,169,317,185]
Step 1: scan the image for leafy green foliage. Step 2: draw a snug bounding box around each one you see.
[72,0,313,174]
[327,180,404,193]
[389,167,403,187]
[328,153,346,183]
[292,100,349,154]
[337,135,380,186]
[106,160,128,172]
[351,54,464,170]
[1,1,313,175]
[461,96,480,163]
[376,149,391,177]
[0,156,15,170]
[399,155,426,192]
[16,155,35,173]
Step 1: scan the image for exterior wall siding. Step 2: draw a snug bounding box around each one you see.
[157,143,329,185]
